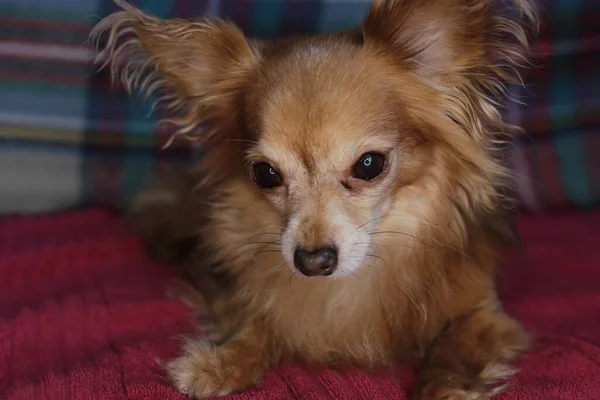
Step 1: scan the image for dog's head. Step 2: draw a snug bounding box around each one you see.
[93,0,536,278]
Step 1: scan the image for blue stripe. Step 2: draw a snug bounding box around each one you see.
[317,1,369,33]
[554,132,594,207]
[550,0,593,207]
[251,0,285,37]
[0,0,98,15]
[0,138,80,153]
[139,0,173,18]
[0,89,87,120]
[125,94,158,137]
[118,151,154,205]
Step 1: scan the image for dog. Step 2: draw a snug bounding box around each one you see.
[91,0,538,398]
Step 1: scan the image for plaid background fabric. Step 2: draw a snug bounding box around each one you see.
[0,0,598,214]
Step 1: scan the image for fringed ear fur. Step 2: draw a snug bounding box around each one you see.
[362,0,538,234]
[90,0,260,150]
[362,0,538,148]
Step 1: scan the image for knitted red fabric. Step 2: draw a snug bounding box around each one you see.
[1,208,599,399]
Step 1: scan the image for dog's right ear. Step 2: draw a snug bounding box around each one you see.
[91,0,261,146]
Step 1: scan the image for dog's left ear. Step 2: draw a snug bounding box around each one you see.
[362,0,538,142]
[363,0,537,86]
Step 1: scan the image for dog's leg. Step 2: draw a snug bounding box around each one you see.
[415,305,528,400]
[165,318,276,398]
[126,173,201,264]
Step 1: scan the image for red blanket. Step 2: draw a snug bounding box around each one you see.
[1,208,599,399]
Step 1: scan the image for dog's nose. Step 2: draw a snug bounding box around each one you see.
[293,246,338,276]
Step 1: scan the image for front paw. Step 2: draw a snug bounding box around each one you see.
[165,340,256,398]
[415,364,515,400]
[416,385,493,400]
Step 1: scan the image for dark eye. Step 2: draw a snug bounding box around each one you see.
[352,152,386,181]
[252,162,283,189]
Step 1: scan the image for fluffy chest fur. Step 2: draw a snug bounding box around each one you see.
[242,263,395,365]
[201,180,395,363]
[201,178,491,367]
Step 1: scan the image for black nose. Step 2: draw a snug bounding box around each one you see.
[293,246,338,276]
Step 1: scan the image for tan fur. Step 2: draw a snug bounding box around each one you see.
[91,0,538,398]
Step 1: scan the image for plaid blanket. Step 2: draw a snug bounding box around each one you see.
[0,0,599,213]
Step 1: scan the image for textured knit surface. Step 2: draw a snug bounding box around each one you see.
[1,0,600,213]
[1,208,600,399]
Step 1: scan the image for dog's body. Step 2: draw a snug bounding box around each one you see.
[93,1,537,398]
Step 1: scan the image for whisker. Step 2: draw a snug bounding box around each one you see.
[369,230,472,261]
[372,267,421,316]
[288,270,296,294]
[355,216,386,231]
[369,230,422,241]
[227,138,260,145]
[247,240,282,263]
[243,231,283,242]
[349,270,362,281]
[236,241,282,259]
[253,249,282,258]
[366,253,387,267]
[232,239,281,252]
[355,241,417,251]
[360,212,445,232]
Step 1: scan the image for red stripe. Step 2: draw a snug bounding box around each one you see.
[582,132,600,201]
[0,72,87,86]
[0,16,91,32]
[0,52,90,66]
[0,39,88,52]
[537,140,568,208]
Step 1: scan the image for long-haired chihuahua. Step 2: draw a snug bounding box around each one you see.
[92,0,538,398]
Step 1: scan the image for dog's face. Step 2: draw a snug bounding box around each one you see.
[242,42,427,277]
[95,0,535,278]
